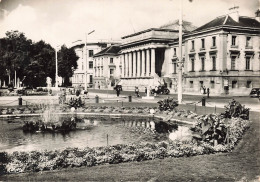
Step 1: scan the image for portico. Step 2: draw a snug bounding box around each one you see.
[119,28,179,90]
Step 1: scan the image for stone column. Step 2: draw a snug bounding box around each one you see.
[151,48,156,76]
[141,50,145,76]
[129,52,133,77]
[125,53,129,77]
[146,49,150,76]
[122,55,124,77]
[133,51,136,77]
[137,50,141,77]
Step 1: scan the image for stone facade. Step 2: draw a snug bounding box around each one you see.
[89,11,260,96]
[71,41,112,88]
[183,13,260,96]
[119,28,182,91]
[93,45,121,89]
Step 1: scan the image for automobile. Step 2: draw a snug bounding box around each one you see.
[114,85,123,91]
[249,88,260,98]
[15,87,33,95]
[150,85,170,95]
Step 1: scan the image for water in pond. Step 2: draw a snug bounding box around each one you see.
[0,115,176,153]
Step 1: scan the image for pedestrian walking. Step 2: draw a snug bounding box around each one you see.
[207,88,210,98]
[145,87,147,96]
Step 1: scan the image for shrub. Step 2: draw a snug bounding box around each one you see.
[221,99,249,120]
[157,97,178,111]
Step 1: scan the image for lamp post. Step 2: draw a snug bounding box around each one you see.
[84,30,95,91]
[177,0,183,104]
[55,45,61,88]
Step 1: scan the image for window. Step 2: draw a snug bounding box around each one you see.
[210,81,215,89]
[191,58,195,71]
[231,56,236,70]
[212,37,216,47]
[89,50,94,57]
[191,40,195,50]
[232,36,236,46]
[201,57,205,71]
[212,56,216,70]
[110,58,113,63]
[89,61,93,69]
[174,48,177,56]
[232,81,237,88]
[201,39,205,49]
[190,81,193,88]
[89,75,93,84]
[246,37,251,47]
[173,62,177,74]
[200,81,204,87]
[246,81,252,88]
[110,69,114,75]
[245,57,250,70]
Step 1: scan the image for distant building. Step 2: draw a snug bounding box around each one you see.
[70,40,117,88]
[183,9,260,95]
[93,45,121,89]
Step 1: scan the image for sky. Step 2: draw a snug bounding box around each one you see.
[0,0,258,47]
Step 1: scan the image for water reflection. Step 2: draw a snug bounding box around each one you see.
[0,116,168,153]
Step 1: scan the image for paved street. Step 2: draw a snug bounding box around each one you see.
[0,88,259,112]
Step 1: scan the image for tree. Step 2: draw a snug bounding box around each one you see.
[24,40,55,88]
[0,30,32,87]
[0,30,78,88]
[58,45,78,86]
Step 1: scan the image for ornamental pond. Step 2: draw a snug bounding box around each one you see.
[0,114,191,153]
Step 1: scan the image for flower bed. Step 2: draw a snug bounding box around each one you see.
[0,99,252,175]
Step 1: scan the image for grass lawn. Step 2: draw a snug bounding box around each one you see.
[0,104,259,181]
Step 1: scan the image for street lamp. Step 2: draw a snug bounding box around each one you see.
[177,0,193,104]
[177,0,183,104]
[55,45,61,88]
[84,30,95,90]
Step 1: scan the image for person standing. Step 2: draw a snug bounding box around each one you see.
[154,86,158,96]
[116,87,120,97]
[203,86,206,94]
[135,87,140,97]
[145,87,147,96]
[207,88,210,98]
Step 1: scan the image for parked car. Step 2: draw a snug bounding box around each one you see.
[151,85,170,95]
[249,88,260,98]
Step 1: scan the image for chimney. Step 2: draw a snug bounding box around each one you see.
[228,6,239,22]
[255,9,260,22]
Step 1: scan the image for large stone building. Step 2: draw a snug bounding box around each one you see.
[118,21,196,92]
[93,45,121,89]
[75,9,260,96]
[183,10,260,95]
[71,40,117,88]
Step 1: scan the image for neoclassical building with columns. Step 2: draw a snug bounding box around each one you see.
[119,27,191,91]
[91,10,259,95]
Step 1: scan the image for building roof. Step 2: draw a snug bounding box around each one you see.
[193,15,260,32]
[122,20,196,39]
[159,20,197,32]
[93,45,121,57]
